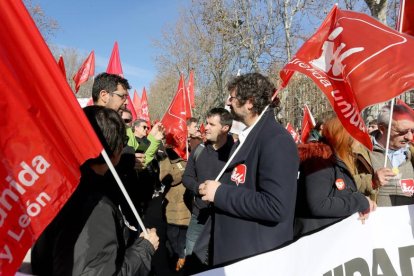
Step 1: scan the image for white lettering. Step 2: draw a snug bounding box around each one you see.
[18,162,39,187]
[0,245,13,263]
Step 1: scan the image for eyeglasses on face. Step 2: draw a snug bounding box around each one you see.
[392,128,414,136]
[111,92,128,100]
[141,125,148,130]
[228,96,238,102]
[123,118,132,124]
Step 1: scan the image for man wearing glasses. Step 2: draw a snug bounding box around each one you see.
[355,104,414,206]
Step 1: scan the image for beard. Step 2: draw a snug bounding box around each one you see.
[230,107,243,122]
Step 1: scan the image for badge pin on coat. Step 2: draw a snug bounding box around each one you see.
[231,164,247,186]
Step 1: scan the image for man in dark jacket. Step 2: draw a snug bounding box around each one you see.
[31,106,159,275]
[199,73,299,265]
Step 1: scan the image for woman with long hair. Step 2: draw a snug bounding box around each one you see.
[294,116,376,238]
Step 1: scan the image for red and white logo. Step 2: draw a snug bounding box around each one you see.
[400,179,414,196]
[231,164,247,186]
[335,178,346,190]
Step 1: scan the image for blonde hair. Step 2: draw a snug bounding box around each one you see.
[322,116,356,174]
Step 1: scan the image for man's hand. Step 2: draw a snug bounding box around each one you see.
[358,197,377,225]
[134,153,146,170]
[373,168,396,188]
[149,122,165,141]
[140,228,159,250]
[199,180,221,202]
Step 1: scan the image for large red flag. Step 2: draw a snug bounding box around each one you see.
[286,123,300,144]
[57,55,66,77]
[133,89,143,119]
[187,70,195,109]
[0,1,103,274]
[73,50,95,93]
[160,75,189,159]
[301,105,316,144]
[126,95,138,121]
[106,41,123,76]
[397,0,414,36]
[280,5,414,150]
[141,87,151,125]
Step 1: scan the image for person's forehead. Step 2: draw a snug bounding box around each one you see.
[116,84,128,93]
[393,119,414,129]
[207,115,221,124]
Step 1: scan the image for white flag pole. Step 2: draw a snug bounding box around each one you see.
[101,149,148,236]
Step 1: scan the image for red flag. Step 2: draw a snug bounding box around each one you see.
[397,0,414,36]
[141,87,151,125]
[57,55,66,77]
[160,75,189,159]
[199,123,206,135]
[132,89,143,119]
[187,70,195,109]
[286,123,300,144]
[0,1,103,274]
[280,5,414,150]
[126,95,137,121]
[301,105,316,144]
[106,41,123,76]
[73,51,95,93]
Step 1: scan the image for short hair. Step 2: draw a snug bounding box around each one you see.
[227,73,275,115]
[206,107,233,129]
[92,73,131,103]
[377,104,414,126]
[83,106,126,164]
[368,119,377,126]
[132,119,147,132]
[186,117,198,126]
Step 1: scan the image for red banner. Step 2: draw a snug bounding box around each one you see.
[141,87,151,125]
[57,55,66,77]
[106,41,123,76]
[280,5,414,150]
[132,89,143,119]
[73,51,95,93]
[160,75,189,159]
[301,105,315,144]
[286,123,299,144]
[0,1,103,274]
[397,0,414,36]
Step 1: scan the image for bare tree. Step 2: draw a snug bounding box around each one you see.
[24,0,59,41]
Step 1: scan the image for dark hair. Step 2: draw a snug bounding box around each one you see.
[83,106,126,164]
[92,73,131,103]
[186,117,198,126]
[132,119,147,132]
[227,73,275,115]
[207,107,233,128]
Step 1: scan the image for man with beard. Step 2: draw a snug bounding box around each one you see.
[199,73,299,265]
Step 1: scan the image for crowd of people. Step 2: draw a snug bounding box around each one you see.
[29,72,414,275]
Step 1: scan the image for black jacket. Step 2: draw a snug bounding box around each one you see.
[295,143,369,237]
[212,109,299,265]
[31,165,154,276]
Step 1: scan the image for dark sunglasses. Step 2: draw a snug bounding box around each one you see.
[392,128,414,136]
[142,125,148,130]
[123,118,132,124]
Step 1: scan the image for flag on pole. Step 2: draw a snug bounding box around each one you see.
[397,0,414,36]
[187,70,195,109]
[141,87,151,126]
[133,89,143,119]
[57,55,66,77]
[0,1,103,274]
[73,51,95,93]
[160,75,189,159]
[106,41,123,76]
[286,123,300,144]
[126,95,137,120]
[280,5,414,150]
[301,105,316,144]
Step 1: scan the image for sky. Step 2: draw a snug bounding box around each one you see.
[34,0,189,96]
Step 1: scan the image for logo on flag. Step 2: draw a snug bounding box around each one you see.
[231,164,247,186]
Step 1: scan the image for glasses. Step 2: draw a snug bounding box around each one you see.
[111,92,128,100]
[392,128,414,136]
[123,118,132,124]
[228,96,238,102]
[141,125,148,130]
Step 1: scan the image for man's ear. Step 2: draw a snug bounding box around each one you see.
[246,98,254,111]
[99,90,109,103]
[222,125,230,132]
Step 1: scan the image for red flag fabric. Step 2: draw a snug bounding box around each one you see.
[199,123,206,135]
[126,95,137,121]
[397,0,414,36]
[57,55,66,77]
[286,123,300,144]
[132,89,143,119]
[73,51,95,93]
[187,70,195,109]
[160,75,189,159]
[141,87,151,125]
[86,97,94,106]
[280,5,414,150]
[106,41,123,77]
[0,1,103,274]
[301,105,316,144]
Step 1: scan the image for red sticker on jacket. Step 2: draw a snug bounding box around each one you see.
[400,179,414,195]
[335,178,345,190]
[231,164,247,186]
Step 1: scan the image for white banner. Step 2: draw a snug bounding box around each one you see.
[198,205,414,276]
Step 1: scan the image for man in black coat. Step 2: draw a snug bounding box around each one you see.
[199,73,299,265]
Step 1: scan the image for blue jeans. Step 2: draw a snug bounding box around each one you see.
[185,214,205,256]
